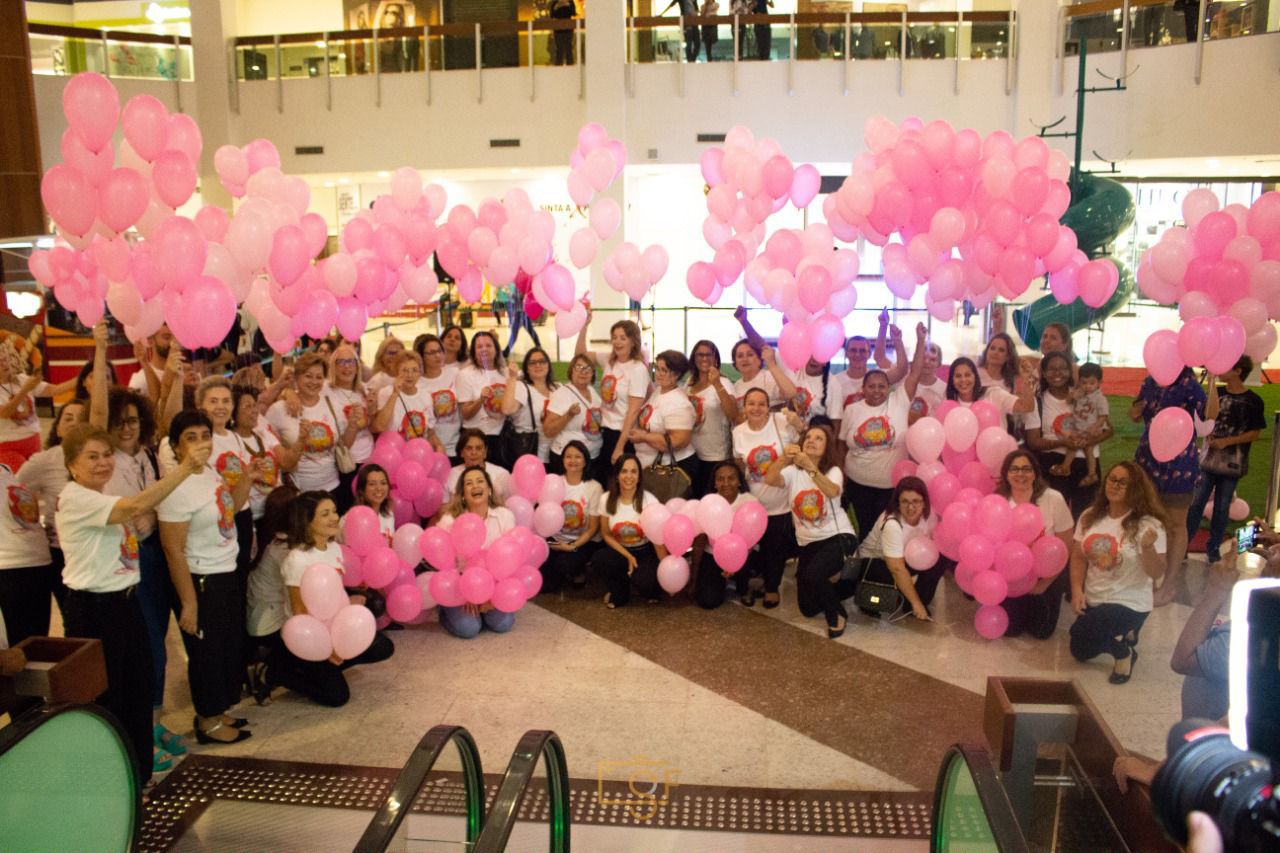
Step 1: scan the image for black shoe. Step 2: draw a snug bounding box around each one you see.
[762,592,780,609]
[193,717,253,745]
[1109,646,1138,684]
[740,589,756,607]
[827,612,847,639]
[384,622,405,631]
[228,716,249,728]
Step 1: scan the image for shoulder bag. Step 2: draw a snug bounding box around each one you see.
[324,396,358,474]
[642,434,692,502]
[498,381,540,469]
[848,507,902,615]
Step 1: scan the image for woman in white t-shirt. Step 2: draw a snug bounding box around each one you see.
[56,422,210,783]
[0,463,52,646]
[542,441,602,593]
[373,351,444,451]
[455,331,509,464]
[944,356,1036,421]
[434,466,519,638]
[908,341,946,425]
[366,336,408,398]
[158,411,263,746]
[444,430,513,507]
[628,351,697,482]
[995,450,1076,640]
[1069,461,1168,685]
[0,333,81,463]
[687,340,739,497]
[231,385,300,528]
[732,389,804,608]
[266,353,357,512]
[1025,352,1105,518]
[691,461,760,609]
[198,377,261,583]
[416,335,462,459]
[788,359,829,423]
[500,348,556,464]
[245,485,298,661]
[350,464,396,547]
[326,343,378,495]
[764,424,857,638]
[440,324,469,369]
[575,312,650,479]
[544,354,604,479]
[590,455,669,608]
[856,476,939,622]
[730,340,796,412]
[17,400,87,613]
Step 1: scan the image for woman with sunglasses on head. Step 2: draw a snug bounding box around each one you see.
[575,310,650,480]
[1025,352,1109,518]
[544,354,604,479]
[628,351,698,485]
[686,340,739,497]
[416,334,462,461]
[434,466,519,638]
[367,337,408,397]
[1068,461,1168,684]
[501,347,557,464]
[456,331,509,465]
[326,343,377,494]
[855,476,938,622]
[994,450,1075,639]
[590,454,669,609]
[541,441,602,593]
[690,461,760,609]
[765,423,857,638]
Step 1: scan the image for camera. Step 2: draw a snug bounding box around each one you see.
[1151,580,1280,850]
[1236,521,1259,554]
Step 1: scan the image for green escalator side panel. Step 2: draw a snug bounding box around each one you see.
[1013,257,1134,349]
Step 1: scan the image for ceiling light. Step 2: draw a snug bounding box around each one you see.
[377,171,390,178]
[323,181,335,187]
[338,177,351,184]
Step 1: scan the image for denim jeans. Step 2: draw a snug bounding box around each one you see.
[440,606,515,639]
[1186,471,1239,563]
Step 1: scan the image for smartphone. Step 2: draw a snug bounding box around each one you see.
[1236,522,1259,554]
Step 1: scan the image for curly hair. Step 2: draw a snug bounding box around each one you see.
[1079,461,1170,545]
[993,449,1048,504]
[108,387,158,448]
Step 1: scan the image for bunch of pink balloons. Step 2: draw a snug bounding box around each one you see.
[1139,189,1280,386]
[367,431,450,523]
[421,515,546,614]
[831,116,1098,322]
[896,401,1019,506]
[636,494,768,594]
[282,564,377,661]
[504,455,572,538]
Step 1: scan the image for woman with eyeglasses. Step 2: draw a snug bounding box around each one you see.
[416,334,462,460]
[855,476,938,622]
[1069,461,1168,684]
[373,352,446,456]
[367,336,408,397]
[326,343,377,494]
[686,340,738,497]
[541,441,601,592]
[456,331,509,465]
[1025,352,1108,518]
[994,450,1075,639]
[628,351,698,485]
[501,347,557,463]
[267,353,359,514]
[544,354,604,479]
[574,311,650,481]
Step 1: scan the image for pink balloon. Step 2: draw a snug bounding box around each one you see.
[395,460,429,500]
[1148,407,1194,463]
[891,459,919,486]
[533,502,566,537]
[943,407,979,452]
[282,614,332,661]
[459,565,496,605]
[518,567,543,597]
[1009,502,1045,544]
[164,113,203,165]
[790,164,821,208]
[330,604,376,659]
[958,461,994,494]
[975,494,1013,543]
[928,472,962,512]
[418,527,456,571]
[903,536,939,571]
[268,225,310,286]
[777,320,812,372]
[152,150,197,208]
[362,546,400,589]
[537,474,567,506]
[993,541,1033,582]
[1031,536,1068,578]
[509,455,545,502]
[300,564,347,621]
[491,577,528,612]
[387,583,424,622]
[343,506,384,556]
[656,555,690,594]
[907,417,946,463]
[392,522,424,567]
[451,513,488,559]
[1229,497,1249,521]
[429,570,465,607]
[796,265,832,314]
[41,164,96,237]
[589,197,621,240]
[1204,316,1246,376]
[713,533,750,574]
[1194,211,1237,261]
[62,72,119,154]
[974,604,1009,640]
[663,515,696,556]
[730,501,767,547]
[185,276,237,348]
[1144,329,1185,387]
[121,94,169,162]
[696,494,734,541]
[97,168,149,234]
[568,228,599,269]
[958,534,995,571]
[972,569,1008,606]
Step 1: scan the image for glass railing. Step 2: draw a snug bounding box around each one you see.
[27,23,192,80]
[1064,0,1278,55]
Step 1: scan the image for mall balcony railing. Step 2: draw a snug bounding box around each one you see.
[27,23,193,93]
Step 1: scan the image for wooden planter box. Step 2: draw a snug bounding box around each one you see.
[11,637,107,705]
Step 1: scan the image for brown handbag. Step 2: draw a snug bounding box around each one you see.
[642,434,692,502]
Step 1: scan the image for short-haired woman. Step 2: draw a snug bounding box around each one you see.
[855,476,938,622]
[456,331,509,464]
[590,454,669,608]
[544,354,604,479]
[500,347,558,463]
[575,312,651,478]
[373,351,446,455]
[686,340,739,496]
[444,429,512,505]
[542,441,602,593]
[690,461,759,609]
[435,466,518,637]
[729,339,797,413]
[629,350,698,484]
[266,352,358,513]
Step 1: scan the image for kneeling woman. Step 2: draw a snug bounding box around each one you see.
[435,466,518,638]
[590,455,669,608]
[855,476,939,622]
[690,461,760,609]
[1069,461,1167,684]
[542,441,602,593]
[276,491,395,706]
[765,424,857,638]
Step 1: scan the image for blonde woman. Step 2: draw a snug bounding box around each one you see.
[574,310,651,480]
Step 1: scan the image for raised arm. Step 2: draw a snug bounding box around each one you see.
[575,308,600,366]
[733,305,766,352]
[500,362,523,416]
[761,345,797,404]
[1204,373,1220,421]
[109,440,211,525]
[901,323,927,400]
[89,322,110,429]
[874,310,895,370]
[1009,360,1038,414]
[1171,554,1238,677]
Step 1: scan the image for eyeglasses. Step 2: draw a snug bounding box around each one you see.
[118,417,141,427]
[424,348,443,356]
[900,497,925,506]
[385,349,403,357]
[527,359,550,367]
[1008,465,1034,474]
[335,358,358,367]
[1105,476,1129,487]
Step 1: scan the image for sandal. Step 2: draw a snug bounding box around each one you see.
[193,717,253,745]
[762,592,781,609]
[153,747,174,774]
[154,724,187,756]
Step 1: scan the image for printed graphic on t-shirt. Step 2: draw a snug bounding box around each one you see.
[910,397,930,419]
[792,387,815,417]
[562,498,587,533]
[637,404,654,431]
[792,488,825,525]
[215,484,237,540]
[7,483,40,531]
[842,391,865,409]
[432,389,458,419]
[9,395,33,423]
[744,444,779,482]
[118,521,140,573]
[600,375,619,405]
[252,452,279,489]
[483,384,506,415]
[400,410,428,439]
[585,408,603,435]
[215,450,245,488]
[301,420,335,452]
[1051,412,1071,437]
[612,520,644,548]
[690,394,706,428]
[341,402,368,430]
[852,415,894,448]
[1082,532,1120,571]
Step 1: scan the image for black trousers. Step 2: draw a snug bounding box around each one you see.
[483,434,506,470]
[596,428,625,486]
[592,543,660,607]
[0,563,53,645]
[1039,454,1098,519]
[1069,602,1148,663]
[264,630,395,707]
[49,546,68,619]
[754,24,771,59]
[180,572,245,719]
[755,512,796,593]
[62,587,155,786]
[542,543,596,593]
[330,476,356,516]
[552,29,574,65]
[796,534,858,627]
[844,478,894,539]
[692,550,751,609]
[1004,572,1069,640]
[860,556,944,609]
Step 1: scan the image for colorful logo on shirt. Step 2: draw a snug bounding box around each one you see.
[341,402,368,430]
[215,484,236,540]
[910,397,930,419]
[301,420,334,453]
[744,444,778,482]
[562,498,587,533]
[792,387,815,417]
[585,407,603,436]
[600,375,619,405]
[637,404,654,431]
[400,410,428,439]
[689,394,706,429]
[792,488,825,525]
[1051,412,1070,438]
[612,520,645,548]
[1082,533,1120,571]
[483,384,506,415]
[118,521,140,573]
[842,391,865,408]
[252,452,279,490]
[432,389,458,420]
[6,483,39,531]
[852,415,894,449]
[215,450,245,489]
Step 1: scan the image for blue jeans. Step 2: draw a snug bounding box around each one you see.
[135,532,175,708]
[440,606,516,639]
[1186,471,1238,562]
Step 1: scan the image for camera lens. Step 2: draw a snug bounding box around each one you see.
[1152,719,1279,851]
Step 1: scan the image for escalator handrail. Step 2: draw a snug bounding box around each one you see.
[473,729,570,853]
[352,723,485,852]
[931,743,1029,853]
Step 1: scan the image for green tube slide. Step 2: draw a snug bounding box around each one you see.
[1011,171,1136,347]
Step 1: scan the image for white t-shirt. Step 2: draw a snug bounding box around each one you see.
[910,377,946,422]
[445,462,512,504]
[455,365,508,435]
[280,541,345,618]
[247,535,289,636]
[266,397,343,492]
[733,369,782,410]
[688,378,737,461]
[554,478,604,544]
[18,446,69,549]
[418,367,462,455]
[593,490,658,550]
[1074,511,1167,613]
[1014,488,1074,538]
[635,389,697,468]
[54,481,140,592]
[104,448,159,541]
[325,384,375,463]
[241,426,283,520]
[0,375,46,442]
[547,384,604,458]
[788,368,827,420]
[210,429,252,494]
[599,359,650,431]
[841,386,911,489]
[732,414,797,516]
[366,372,396,397]
[376,384,438,441]
[507,382,553,462]
[126,368,150,395]
[0,468,52,569]
[156,468,238,575]
[858,511,937,560]
[1024,392,1086,461]
[958,387,1021,417]
[825,371,865,417]
[436,506,517,551]
[782,466,854,546]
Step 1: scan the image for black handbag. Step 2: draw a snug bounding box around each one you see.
[849,515,902,615]
[642,434,692,502]
[498,381,540,468]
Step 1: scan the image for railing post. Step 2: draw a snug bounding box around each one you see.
[172,35,183,110]
[732,14,739,95]
[953,12,961,95]
[1005,9,1017,95]
[527,20,535,101]
[1056,5,1066,96]
[100,30,109,78]
[274,33,283,112]
[627,16,635,97]
[323,31,332,111]
[474,23,483,103]
[424,24,432,103]
[1267,411,1280,528]
[898,10,906,94]
[373,27,381,107]
[228,40,240,114]
[577,19,585,99]
[787,12,795,95]
[1194,0,1207,83]
[842,12,851,96]
[1120,0,1130,75]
